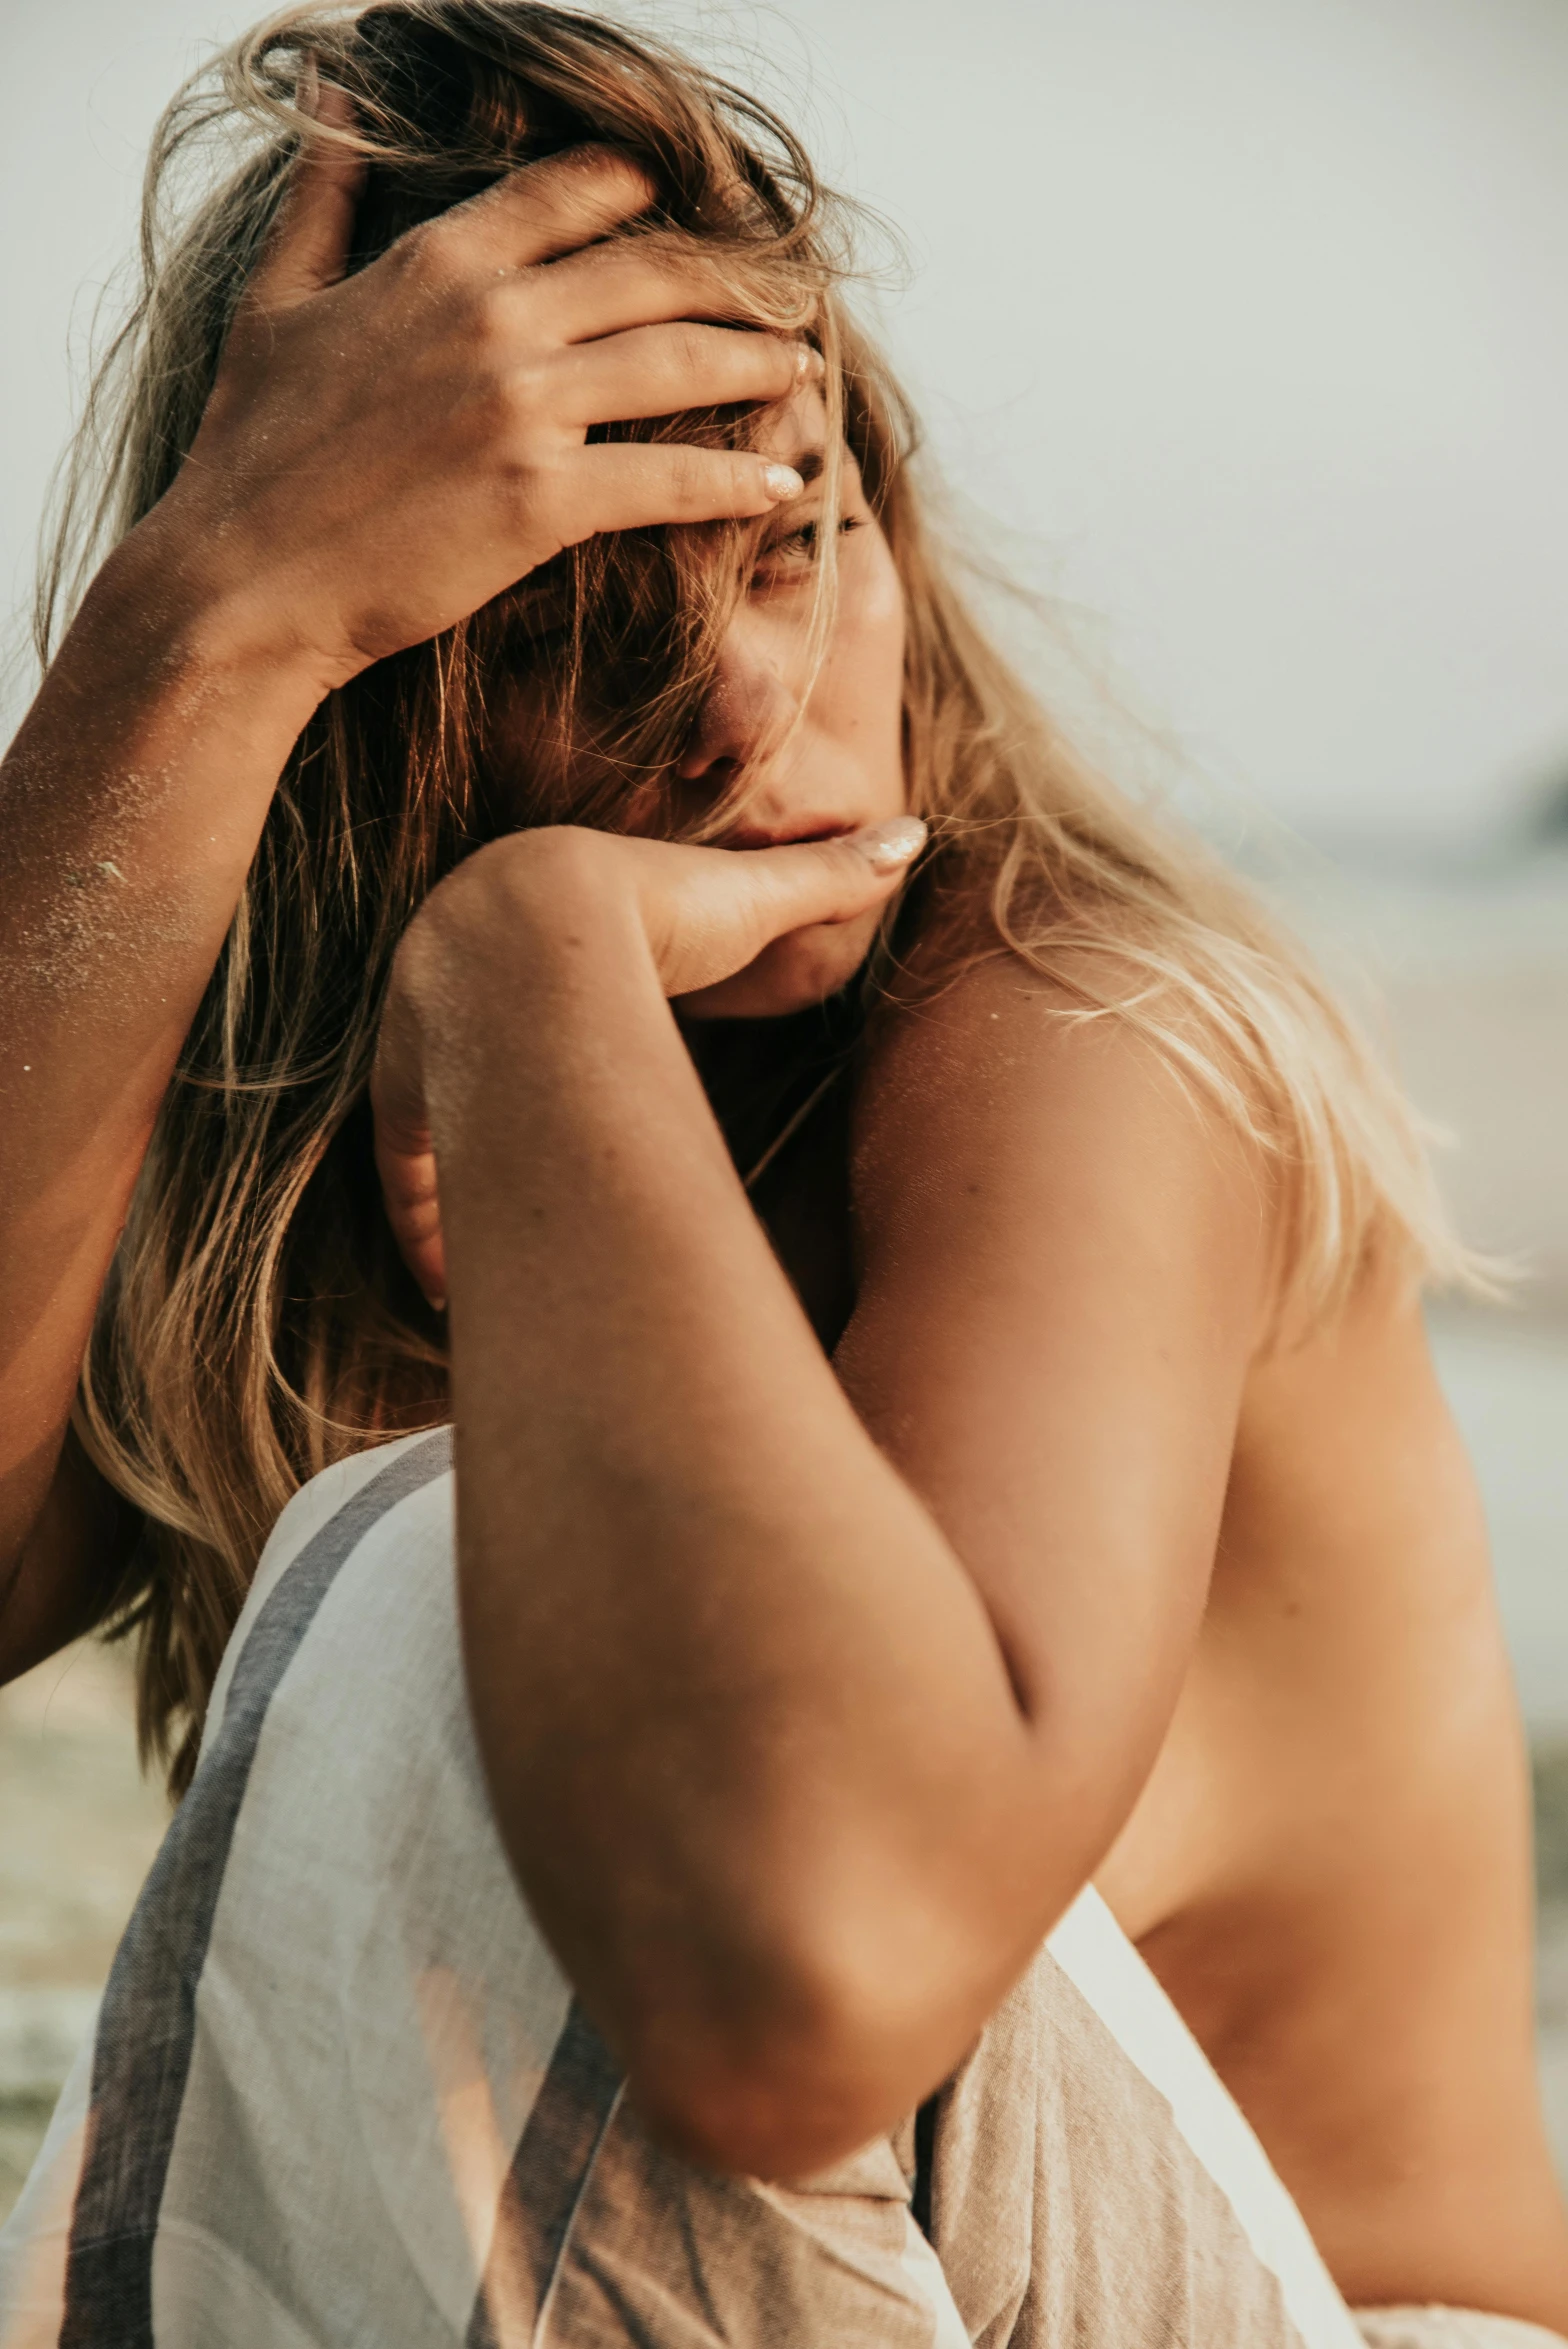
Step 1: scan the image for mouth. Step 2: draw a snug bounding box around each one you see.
[719,818,858,852]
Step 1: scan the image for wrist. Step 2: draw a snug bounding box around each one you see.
[80,511,338,729]
[407,832,662,1095]
[432,830,652,995]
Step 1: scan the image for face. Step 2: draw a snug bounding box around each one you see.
[489,385,909,1022]
[649,388,909,1019]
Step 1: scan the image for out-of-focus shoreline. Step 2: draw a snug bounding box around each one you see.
[1262,836,1568,1318]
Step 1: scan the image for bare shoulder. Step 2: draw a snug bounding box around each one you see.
[851,942,1273,1330]
[848,952,1568,2314]
[835,944,1278,1863]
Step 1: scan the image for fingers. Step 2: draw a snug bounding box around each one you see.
[370,1040,448,1309]
[249,73,366,307]
[555,323,811,426]
[422,157,778,351]
[738,822,929,946]
[379,1145,448,1313]
[647,820,926,999]
[532,240,768,345]
[554,443,804,539]
[428,144,655,274]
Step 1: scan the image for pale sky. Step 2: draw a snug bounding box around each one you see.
[4,0,1566,851]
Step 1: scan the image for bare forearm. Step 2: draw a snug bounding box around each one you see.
[0,121,833,1671]
[0,521,322,1584]
[423,864,1038,2168]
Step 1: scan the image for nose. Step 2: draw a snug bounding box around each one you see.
[675,617,799,790]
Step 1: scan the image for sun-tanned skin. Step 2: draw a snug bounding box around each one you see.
[1,124,1565,2330]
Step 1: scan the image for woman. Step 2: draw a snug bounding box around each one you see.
[0,0,1563,2335]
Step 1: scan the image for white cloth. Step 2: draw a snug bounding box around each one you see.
[0,1428,1547,2347]
[1357,2312,1568,2349]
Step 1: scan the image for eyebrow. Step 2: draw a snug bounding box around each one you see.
[792,447,826,487]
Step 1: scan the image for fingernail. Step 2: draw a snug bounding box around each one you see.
[794,343,825,383]
[764,463,804,501]
[853,817,927,872]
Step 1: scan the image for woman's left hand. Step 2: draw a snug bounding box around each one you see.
[370,816,925,1310]
[370,813,1269,2183]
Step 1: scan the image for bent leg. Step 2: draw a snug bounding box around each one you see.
[514,1890,1565,2349]
[534,2107,965,2348]
[926,1887,1351,2349]
[527,1888,1356,2348]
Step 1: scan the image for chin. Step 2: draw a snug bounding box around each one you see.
[679,918,877,1021]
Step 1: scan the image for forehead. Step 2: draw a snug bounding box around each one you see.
[749,385,860,492]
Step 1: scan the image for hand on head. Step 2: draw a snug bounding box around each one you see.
[163,86,814,694]
[180,84,919,1309]
[370,816,925,1310]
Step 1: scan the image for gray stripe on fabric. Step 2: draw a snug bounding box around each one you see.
[60,1426,455,2349]
[467,2001,625,2347]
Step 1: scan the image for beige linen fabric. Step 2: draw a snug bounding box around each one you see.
[2,1429,1558,2348]
[529,1937,1320,2349]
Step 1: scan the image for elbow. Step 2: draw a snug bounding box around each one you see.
[613,1900,1000,2181]
[627,2045,898,2184]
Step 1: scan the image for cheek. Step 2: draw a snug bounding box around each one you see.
[853,533,907,683]
[808,540,906,764]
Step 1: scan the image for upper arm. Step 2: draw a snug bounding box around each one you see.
[836,952,1273,1856]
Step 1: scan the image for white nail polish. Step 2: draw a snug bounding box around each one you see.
[856,817,927,871]
[764,463,804,501]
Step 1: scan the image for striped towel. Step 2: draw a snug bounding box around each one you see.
[0,1427,1535,2347]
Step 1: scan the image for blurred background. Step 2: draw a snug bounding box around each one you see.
[3,0,1566,2212]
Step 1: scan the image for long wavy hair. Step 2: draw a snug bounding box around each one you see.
[38,0,1471,1794]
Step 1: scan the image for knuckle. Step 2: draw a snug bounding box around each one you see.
[466,373,517,446]
[466,280,518,357]
[514,449,565,513]
[467,356,553,457]
[495,462,542,535]
[500,354,553,427]
[558,141,656,210]
[393,224,442,287]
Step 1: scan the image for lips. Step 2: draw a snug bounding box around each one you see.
[720,818,858,851]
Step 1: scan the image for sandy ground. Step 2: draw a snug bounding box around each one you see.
[4,1635,1568,2231]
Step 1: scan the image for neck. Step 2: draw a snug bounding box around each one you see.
[679,982,865,1183]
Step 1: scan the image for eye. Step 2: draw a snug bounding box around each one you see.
[753,513,864,582]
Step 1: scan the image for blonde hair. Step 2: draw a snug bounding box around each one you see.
[40,0,1468,1793]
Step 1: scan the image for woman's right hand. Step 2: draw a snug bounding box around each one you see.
[370,818,927,1309]
[150,92,811,697]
